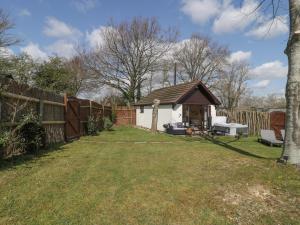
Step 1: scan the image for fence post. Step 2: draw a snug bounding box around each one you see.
[63,93,68,141]
[39,99,44,123]
[89,100,92,117]
[0,100,2,121]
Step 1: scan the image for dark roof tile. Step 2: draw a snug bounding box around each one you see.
[135,80,220,106]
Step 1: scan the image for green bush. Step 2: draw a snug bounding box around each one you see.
[16,113,46,154]
[103,117,113,131]
[87,116,99,135]
[0,132,9,151]
[111,111,117,123]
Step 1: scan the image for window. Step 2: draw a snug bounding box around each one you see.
[140,106,144,113]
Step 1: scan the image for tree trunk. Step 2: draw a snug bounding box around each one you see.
[282,0,300,164]
[151,99,160,133]
[136,81,141,102]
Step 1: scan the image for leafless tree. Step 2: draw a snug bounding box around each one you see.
[66,56,90,96]
[215,61,249,111]
[83,17,177,104]
[240,93,286,109]
[173,34,228,87]
[249,0,299,164]
[0,9,18,49]
[280,0,300,164]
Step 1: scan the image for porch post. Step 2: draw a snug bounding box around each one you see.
[188,105,190,126]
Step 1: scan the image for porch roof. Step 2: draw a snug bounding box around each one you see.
[135,80,221,106]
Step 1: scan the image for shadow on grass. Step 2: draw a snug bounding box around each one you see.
[0,142,66,171]
[171,134,279,160]
[203,135,279,160]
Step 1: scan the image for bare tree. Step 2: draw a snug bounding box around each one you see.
[0,9,18,49]
[240,94,286,109]
[173,34,228,87]
[215,61,249,111]
[83,17,177,104]
[66,56,89,96]
[281,0,300,164]
[161,61,172,87]
[250,0,299,164]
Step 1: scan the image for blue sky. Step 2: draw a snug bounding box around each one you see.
[1,0,289,96]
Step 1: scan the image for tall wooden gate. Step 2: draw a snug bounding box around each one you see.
[270,111,285,139]
[65,97,80,141]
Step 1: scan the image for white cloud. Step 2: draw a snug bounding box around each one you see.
[43,17,82,38]
[229,50,252,62]
[250,60,288,79]
[213,0,259,34]
[246,15,289,39]
[47,40,76,59]
[86,26,106,48]
[19,9,31,17]
[72,0,98,13]
[0,47,14,57]
[20,42,48,61]
[181,0,221,24]
[252,79,270,88]
[86,26,117,49]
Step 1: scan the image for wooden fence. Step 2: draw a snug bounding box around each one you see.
[0,77,112,144]
[78,98,112,136]
[217,110,272,136]
[115,106,136,126]
[0,77,65,143]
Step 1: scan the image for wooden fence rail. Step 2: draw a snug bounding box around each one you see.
[0,77,65,144]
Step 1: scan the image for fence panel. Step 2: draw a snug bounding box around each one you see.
[115,106,136,126]
[0,77,65,144]
[270,111,285,139]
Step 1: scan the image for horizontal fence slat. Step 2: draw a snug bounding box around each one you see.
[0,121,65,126]
[2,92,40,103]
[2,92,64,106]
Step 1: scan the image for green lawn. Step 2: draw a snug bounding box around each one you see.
[0,126,299,225]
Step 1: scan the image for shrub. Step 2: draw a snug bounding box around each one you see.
[16,113,46,154]
[0,131,9,152]
[111,111,117,124]
[103,117,113,131]
[87,116,99,135]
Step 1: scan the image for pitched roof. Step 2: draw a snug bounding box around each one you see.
[135,80,220,106]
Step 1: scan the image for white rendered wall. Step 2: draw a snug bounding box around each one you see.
[210,105,216,118]
[171,104,183,123]
[136,106,153,129]
[136,104,176,131]
[157,105,173,131]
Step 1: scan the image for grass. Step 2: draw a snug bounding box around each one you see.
[0,126,299,225]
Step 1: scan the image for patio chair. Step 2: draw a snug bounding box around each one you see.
[281,129,285,141]
[258,129,283,147]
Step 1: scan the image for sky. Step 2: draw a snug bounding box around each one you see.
[1,0,289,96]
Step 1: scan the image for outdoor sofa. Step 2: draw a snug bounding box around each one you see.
[163,122,186,135]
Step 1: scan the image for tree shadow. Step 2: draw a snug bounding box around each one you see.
[202,135,279,160]
[173,134,278,160]
[0,142,66,171]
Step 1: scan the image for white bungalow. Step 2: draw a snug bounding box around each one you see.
[135,81,221,132]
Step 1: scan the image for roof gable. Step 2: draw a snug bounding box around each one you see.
[135,81,220,106]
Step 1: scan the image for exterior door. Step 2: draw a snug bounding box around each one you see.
[65,97,80,141]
